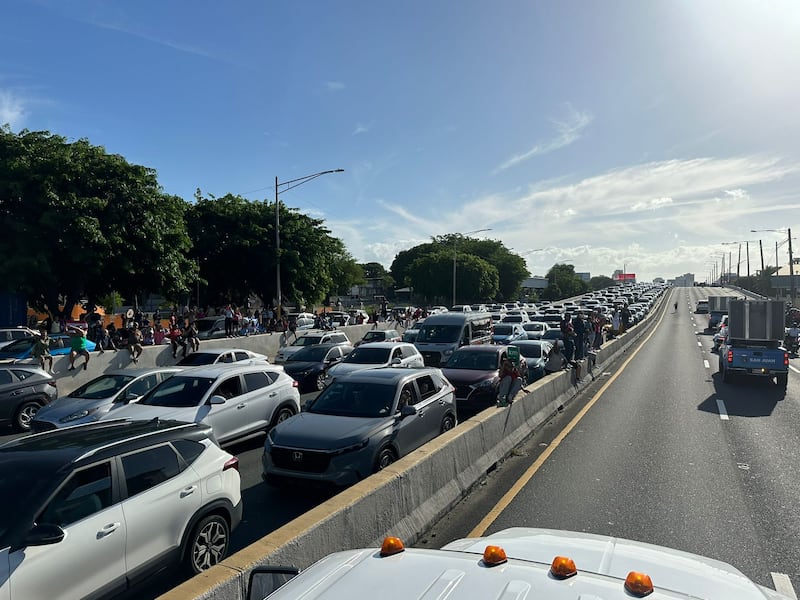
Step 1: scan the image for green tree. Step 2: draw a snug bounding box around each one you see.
[0,127,195,318]
[542,263,589,299]
[589,275,615,291]
[188,192,362,309]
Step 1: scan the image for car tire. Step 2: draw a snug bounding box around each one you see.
[440,414,456,434]
[315,372,327,391]
[271,405,296,428]
[722,365,732,383]
[184,514,230,575]
[777,373,788,388]
[374,446,397,472]
[14,400,41,432]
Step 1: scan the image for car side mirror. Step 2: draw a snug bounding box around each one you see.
[125,390,140,402]
[208,395,226,405]
[24,523,65,547]
[399,404,416,417]
[247,566,300,600]
[391,357,402,365]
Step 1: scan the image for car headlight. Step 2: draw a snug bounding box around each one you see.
[475,379,496,389]
[331,439,369,456]
[266,428,277,445]
[442,349,454,357]
[60,408,96,423]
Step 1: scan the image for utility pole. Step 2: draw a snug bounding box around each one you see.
[737,244,741,279]
[759,239,765,274]
[789,227,795,306]
[746,241,751,278]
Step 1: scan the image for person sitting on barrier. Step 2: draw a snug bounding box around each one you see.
[544,342,566,375]
[33,329,54,373]
[497,356,522,406]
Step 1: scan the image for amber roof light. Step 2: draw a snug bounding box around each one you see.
[380,537,405,557]
[624,571,654,597]
[482,545,508,566]
[550,556,577,579]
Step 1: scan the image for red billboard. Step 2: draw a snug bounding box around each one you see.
[613,273,636,281]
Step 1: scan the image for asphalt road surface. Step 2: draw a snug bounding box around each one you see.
[416,286,800,597]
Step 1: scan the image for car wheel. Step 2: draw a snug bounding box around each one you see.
[722,365,732,383]
[440,414,456,433]
[14,401,40,432]
[374,446,397,472]
[185,514,230,575]
[271,405,296,428]
[315,372,327,391]
[777,372,788,388]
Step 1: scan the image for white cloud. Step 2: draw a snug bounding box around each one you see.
[325,81,346,92]
[0,90,26,129]
[352,122,371,135]
[326,154,800,281]
[631,197,673,211]
[493,105,593,173]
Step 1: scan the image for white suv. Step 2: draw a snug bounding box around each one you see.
[100,362,301,445]
[0,419,242,599]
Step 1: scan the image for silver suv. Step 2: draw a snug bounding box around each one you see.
[0,419,242,599]
[100,362,301,445]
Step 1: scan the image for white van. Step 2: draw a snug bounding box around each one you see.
[414,312,493,366]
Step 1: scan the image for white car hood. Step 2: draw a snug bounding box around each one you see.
[102,401,207,424]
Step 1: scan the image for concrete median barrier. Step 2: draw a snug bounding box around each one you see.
[46,324,378,397]
[158,295,668,600]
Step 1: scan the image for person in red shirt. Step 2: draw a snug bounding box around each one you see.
[167,325,187,359]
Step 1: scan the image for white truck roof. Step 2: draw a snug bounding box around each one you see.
[256,528,789,600]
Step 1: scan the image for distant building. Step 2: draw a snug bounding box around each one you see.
[670,273,695,287]
[769,263,800,301]
[521,277,548,290]
[653,277,665,284]
[576,272,590,282]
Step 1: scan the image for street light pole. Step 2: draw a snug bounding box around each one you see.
[274,169,344,319]
[751,228,796,304]
[451,228,492,306]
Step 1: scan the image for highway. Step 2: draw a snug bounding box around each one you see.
[415,286,800,597]
[5,285,799,598]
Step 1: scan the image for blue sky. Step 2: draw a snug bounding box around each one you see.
[3,0,800,283]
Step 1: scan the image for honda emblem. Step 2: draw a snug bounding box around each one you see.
[292,451,303,462]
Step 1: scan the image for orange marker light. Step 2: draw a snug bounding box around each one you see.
[550,556,577,579]
[624,571,654,597]
[380,536,405,557]
[482,545,508,566]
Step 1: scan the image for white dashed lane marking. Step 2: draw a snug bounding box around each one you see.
[703,360,710,369]
[771,572,797,599]
[697,341,702,347]
[716,399,729,421]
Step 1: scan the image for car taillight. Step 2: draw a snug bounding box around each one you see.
[785,353,790,366]
[223,456,239,472]
[292,380,299,388]
[727,350,733,363]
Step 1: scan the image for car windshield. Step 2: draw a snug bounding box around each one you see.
[494,325,513,335]
[309,381,396,418]
[0,338,35,354]
[139,376,215,408]
[68,374,135,400]
[195,319,219,332]
[445,351,499,371]
[523,323,544,331]
[289,346,330,362]
[515,345,543,358]
[293,336,323,347]
[416,324,461,343]
[343,346,391,364]
[542,330,563,339]
[176,352,224,366]
[360,331,385,343]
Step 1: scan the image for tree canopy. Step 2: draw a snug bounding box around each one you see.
[390,235,527,304]
[541,263,590,300]
[0,127,362,316]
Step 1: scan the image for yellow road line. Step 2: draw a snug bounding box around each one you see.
[468,291,674,538]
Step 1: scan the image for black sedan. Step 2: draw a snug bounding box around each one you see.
[441,345,527,408]
[281,343,353,392]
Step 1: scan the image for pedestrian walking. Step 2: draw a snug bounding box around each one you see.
[33,329,53,373]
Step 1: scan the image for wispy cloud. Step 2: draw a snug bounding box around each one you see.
[83,19,219,61]
[493,105,593,173]
[325,81,346,92]
[631,197,673,211]
[0,90,27,129]
[352,122,371,135]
